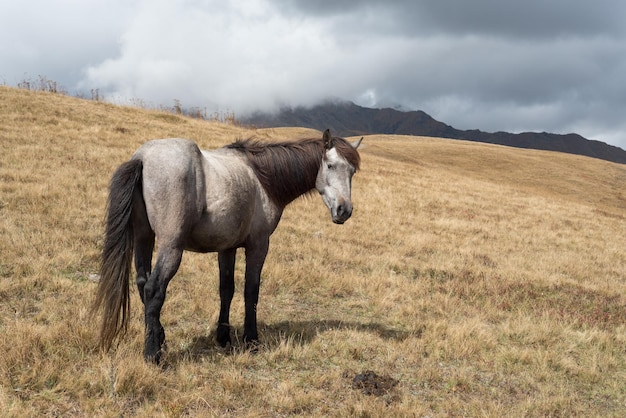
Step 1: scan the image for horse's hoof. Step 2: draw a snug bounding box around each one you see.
[216,324,232,348]
[144,349,162,364]
[144,339,166,364]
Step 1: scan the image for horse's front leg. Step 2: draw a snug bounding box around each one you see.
[243,239,269,348]
[217,248,237,348]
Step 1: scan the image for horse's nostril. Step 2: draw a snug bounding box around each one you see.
[336,204,352,220]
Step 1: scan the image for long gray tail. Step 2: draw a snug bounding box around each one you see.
[92,158,142,351]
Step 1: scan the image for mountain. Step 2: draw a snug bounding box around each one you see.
[242,101,626,164]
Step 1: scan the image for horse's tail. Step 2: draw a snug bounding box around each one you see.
[92,158,143,351]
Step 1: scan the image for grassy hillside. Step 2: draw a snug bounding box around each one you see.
[1,86,625,416]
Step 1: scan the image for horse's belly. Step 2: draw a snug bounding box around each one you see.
[185,231,243,253]
[185,237,239,253]
[185,209,251,253]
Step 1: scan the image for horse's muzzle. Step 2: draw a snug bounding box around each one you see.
[332,204,352,224]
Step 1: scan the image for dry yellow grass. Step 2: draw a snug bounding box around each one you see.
[0,86,625,416]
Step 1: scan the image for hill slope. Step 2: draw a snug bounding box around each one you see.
[243,101,626,164]
[1,86,625,416]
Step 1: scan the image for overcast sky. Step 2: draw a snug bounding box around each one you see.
[2,0,626,149]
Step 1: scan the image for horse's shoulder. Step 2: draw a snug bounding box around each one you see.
[200,147,256,179]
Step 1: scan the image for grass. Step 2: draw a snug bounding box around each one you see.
[0,85,625,416]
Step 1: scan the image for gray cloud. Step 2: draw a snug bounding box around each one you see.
[275,0,626,38]
[1,0,626,149]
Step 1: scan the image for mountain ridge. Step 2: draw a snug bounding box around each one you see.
[243,101,626,164]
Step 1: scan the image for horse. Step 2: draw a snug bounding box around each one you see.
[91,129,362,363]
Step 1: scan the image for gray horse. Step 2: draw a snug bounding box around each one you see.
[92,129,362,363]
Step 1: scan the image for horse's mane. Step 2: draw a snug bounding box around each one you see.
[228,136,360,207]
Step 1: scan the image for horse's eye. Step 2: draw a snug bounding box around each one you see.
[327,164,334,170]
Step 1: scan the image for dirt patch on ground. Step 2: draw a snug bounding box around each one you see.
[349,370,399,397]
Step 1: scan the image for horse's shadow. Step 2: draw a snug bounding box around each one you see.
[166,319,420,365]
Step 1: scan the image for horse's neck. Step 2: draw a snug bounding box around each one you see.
[260,143,322,207]
[274,156,320,207]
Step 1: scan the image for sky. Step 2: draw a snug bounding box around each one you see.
[2,0,626,150]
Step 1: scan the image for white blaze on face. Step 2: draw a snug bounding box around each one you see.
[316,147,356,224]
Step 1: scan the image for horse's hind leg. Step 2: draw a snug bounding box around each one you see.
[134,226,155,305]
[132,186,154,305]
[217,248,236,348]
[143,245,182,363]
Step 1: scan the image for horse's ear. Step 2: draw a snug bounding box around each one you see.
[323,129,334,150]
[352,137,363,149]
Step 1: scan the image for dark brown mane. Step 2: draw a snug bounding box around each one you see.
[228,136,360,207]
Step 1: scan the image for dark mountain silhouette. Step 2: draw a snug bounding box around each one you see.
[243,101,626,164]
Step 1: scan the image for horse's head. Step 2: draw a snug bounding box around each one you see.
[316,129,362,224]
